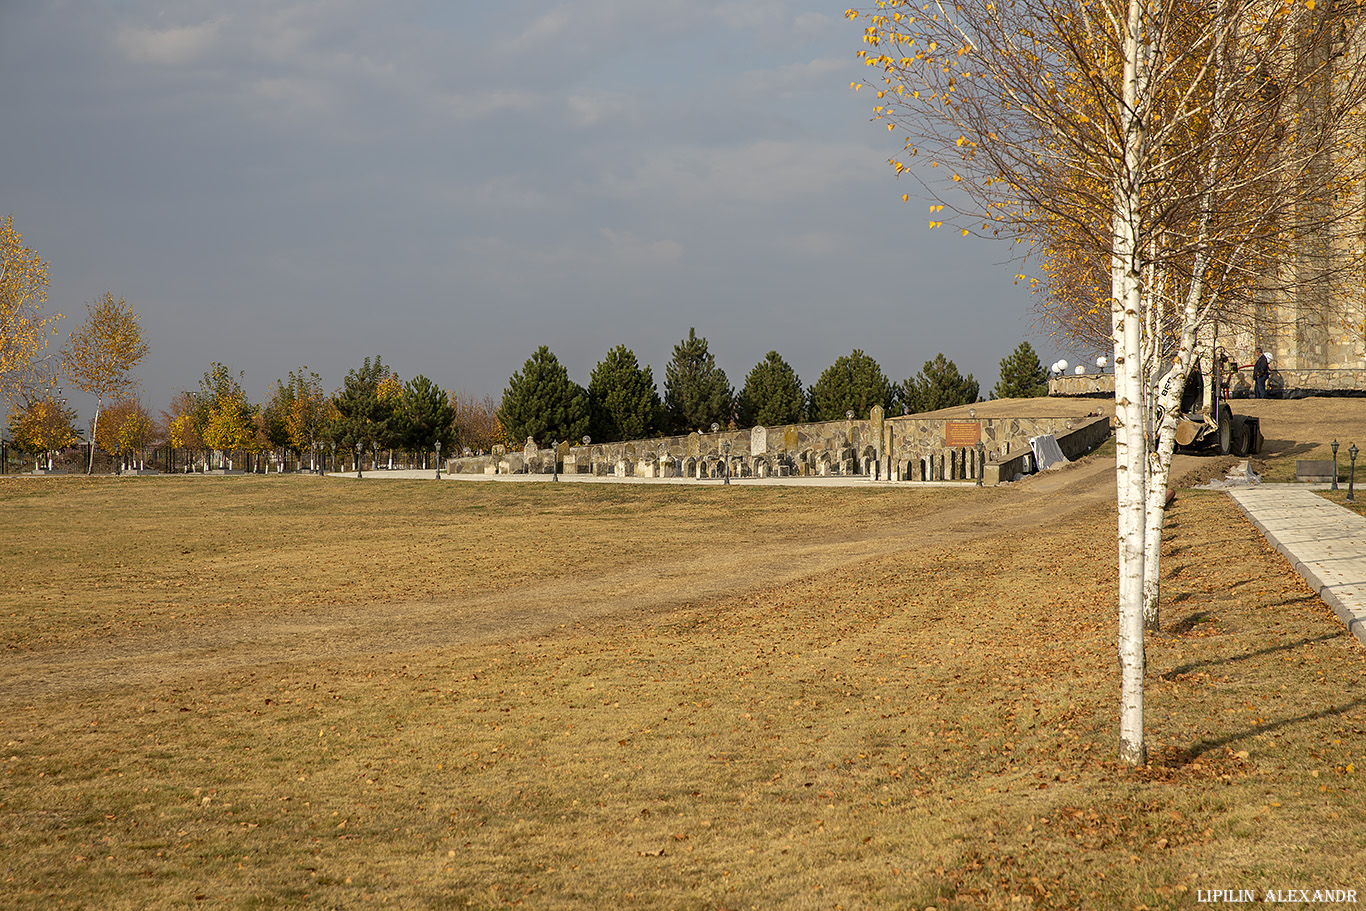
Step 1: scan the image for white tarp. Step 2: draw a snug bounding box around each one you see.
[1030,434,1068,471]
[1194,460,1261,489]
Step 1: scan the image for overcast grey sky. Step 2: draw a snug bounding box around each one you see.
[2,0,1066,424]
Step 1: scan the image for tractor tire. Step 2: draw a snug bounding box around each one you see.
[1231,415,1249,456]
[1217,406,1233,455]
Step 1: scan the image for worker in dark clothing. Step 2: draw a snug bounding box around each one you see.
[1253,347,1270,398]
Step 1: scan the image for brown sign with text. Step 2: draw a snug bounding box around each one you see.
[944,421,982,447]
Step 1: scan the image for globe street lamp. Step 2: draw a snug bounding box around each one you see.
[435,440,442,480]
[551,440,559,482]
[355,441,363,479]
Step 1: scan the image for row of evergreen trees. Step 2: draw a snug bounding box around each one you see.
[499,332,1051,446]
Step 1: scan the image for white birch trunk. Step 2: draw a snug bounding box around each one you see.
[86,397,102,475]
[1113,0,1149,767]
[1142,0,1230,632]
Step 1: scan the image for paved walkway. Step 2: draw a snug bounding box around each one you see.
[1229,484,1366,648]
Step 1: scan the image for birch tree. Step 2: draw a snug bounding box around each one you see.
[61,293,149,474]
[847,0,1366,765]
[0,216,60,408]
[6,394,79,468]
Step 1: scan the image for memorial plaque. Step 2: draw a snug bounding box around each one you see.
[751,425,767,455]
[944,421,982,446]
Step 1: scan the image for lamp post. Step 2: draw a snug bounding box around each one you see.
[356,441,363,479]
[976,440,985,487]
[331,441,336,474]
[435,440,442,480]
[710,424,720,479]
[1350,444,1358,502]
[1332,439,1340,490]
[551,440,559,481]
[722,438,731,485]
[846,411,854,476]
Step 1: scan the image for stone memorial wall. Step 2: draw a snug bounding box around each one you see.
[447,409,1112,485]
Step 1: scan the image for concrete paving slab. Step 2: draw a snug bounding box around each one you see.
[1228,484,1366,648]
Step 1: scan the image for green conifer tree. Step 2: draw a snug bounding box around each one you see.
[663,329,732,433]
[332,356,395,451]
[901,353,979,414]
[499,346,589,447]
[992,342,1050,399]
[396,374,456,454]
[736,351,804,427]
[807,349,894,422]
[587,345,662,443]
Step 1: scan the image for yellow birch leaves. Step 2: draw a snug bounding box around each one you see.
[1,215,60,406]
[61,293,149,406]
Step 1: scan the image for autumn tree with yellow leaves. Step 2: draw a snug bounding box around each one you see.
[193,363,255,469]
[847,0,1366,765]
[283,369,330,468]
[1,216,61,409]
[5,394,79,469]
[61,293,149,474]
[96,398,156,472]
[163,389,204,463]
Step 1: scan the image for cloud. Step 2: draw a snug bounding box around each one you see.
[440,177,553,212]
[774,231,847,257]
[250,76,335,115]
[599,139,883,209]
[115,19,224,65]
[566,91,632,127]
[737,56,852,98]
[433,90,543,123]
[457,229,685,286]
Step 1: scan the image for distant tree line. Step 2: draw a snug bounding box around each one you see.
[5,310,1051,470]
[496,331,1053,446]
[0,211,1052,467]
[154,357,510,468]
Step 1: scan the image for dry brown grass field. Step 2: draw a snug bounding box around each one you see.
[4,399,1366,909]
